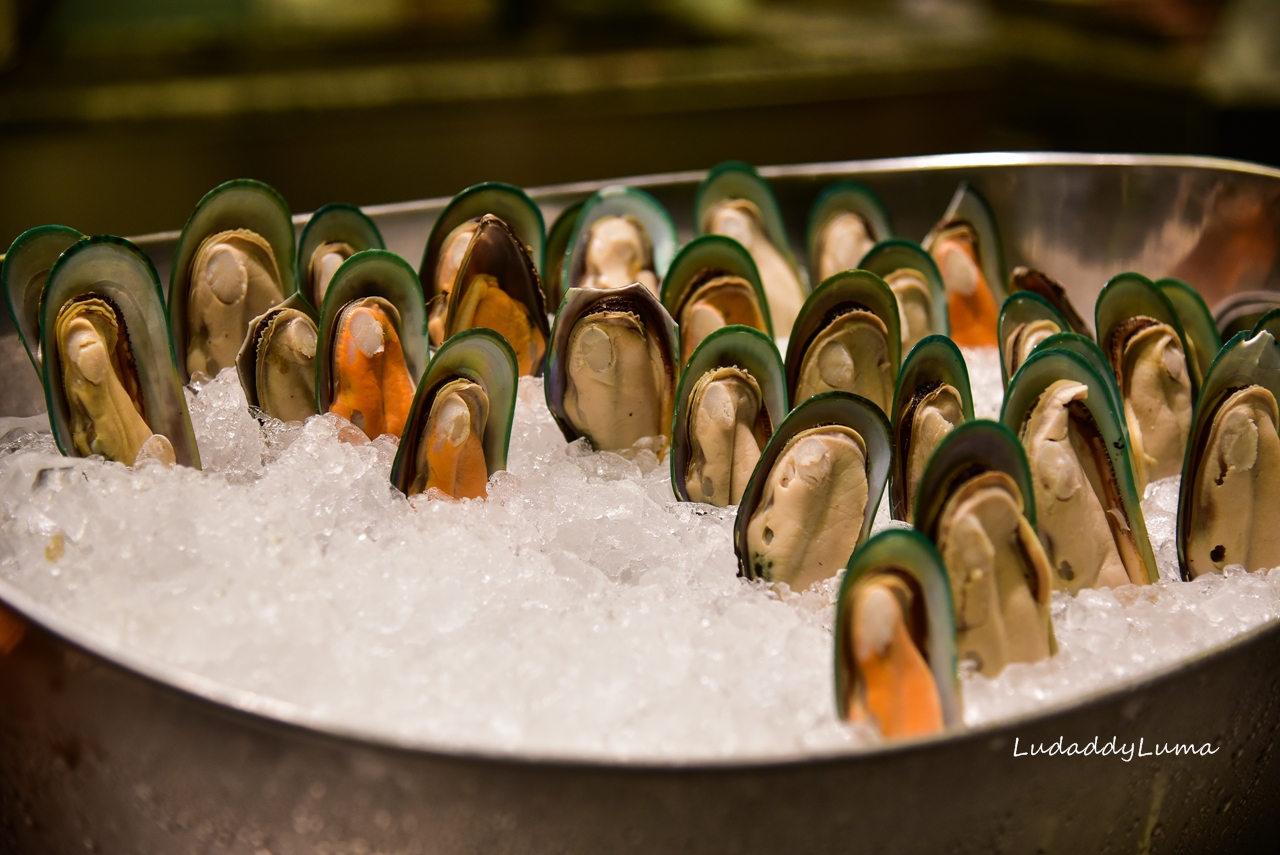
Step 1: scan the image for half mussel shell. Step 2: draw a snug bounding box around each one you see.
[857,239,949,352]
[1008,266,1090,336]
[296,203,385,313]
[1157,277,1222,387]
[562,185,677,299]
[922,182,1005,347]
[235,293,320,423]
[998,291,1071,387]
[660,234,772,362]
[806,181,892,285]
[542,200,585,314]
[3,224,83,372]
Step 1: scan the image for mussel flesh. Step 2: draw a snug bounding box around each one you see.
[186,229,286,379]
[704,198,804,337]
[329,296,415,439]
[683,366,770,506]
[306,241,355,308]
[925,222,998,347]
[814,212,876,283]
[1108,317,1192,487]
[237,302,319,423]
[429,220,477,345]
[408,378,490,498]
[581,215,658,296]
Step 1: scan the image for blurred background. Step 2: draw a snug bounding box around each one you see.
[0,0,1276,248]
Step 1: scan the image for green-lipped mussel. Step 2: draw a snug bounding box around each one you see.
[1216,291,1280,341]
[1095,272,1197,490]
[419,182,544,347]
[40,236,201,469]
[660,235,771,363]
[169,179,297,382]
[785,269,901,414]
[236,294,320,423]
[563,185,676,300]
[890,335,974,522]
[545,283,679,453]
[806,182,892,285]
[913,420,1055,677]
[1156,277,1222,388]
[670,325,787,507]
[296,203,385,313]
[1003,348,1157,592]
[696,162,807,338]
[857,239,949,354]
[1008,267,1090,337]
[392,328,517,501]
[922,182,1005,348]
[3,224,83,372]
[317,250,428,440]
[734,391,891,592]
[998,291,1071,387]
[1178,329,1280,579]
[542,201,584,315]
[835,529,962,739]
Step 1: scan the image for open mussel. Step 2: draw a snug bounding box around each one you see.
[734,391,891,592]
[391,329,517,501]
[998,291,1071,386]
[1008,267,1090,336]
[545,283,679,453]
[857,239,948,354]
[3,224,83,371]
[562,185,676,300]
[835,529,962,739]
[890,335,973,522]
[922,182,1005,347]
[236,294,320,423]
[419,182,544,347]
[542,200,585,314]
[317,250,428,440]
[785,270,900,414]
[696,162,807,337]
[1156,277,1221,387]
[913,420,1055,677]
[1178,329,1280,579]
[40,236,201,469]
[660,235,771,362]
[806,182,892,285]
[670,326,787,507]
[1095,272,1197,490]
[168,179,297,382]
[1003,348,1157,592]
[296,203,384,312]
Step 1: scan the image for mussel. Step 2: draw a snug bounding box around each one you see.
[562,185,676,300]
[545,283,679,453]
[1156,277,1222,387]
[806,182,892,285]
[913,420,1055,677]
[236,294,320,423]
[3,224,83,371]
[1215,291,1280,341]
[296,203,384,312]
[542,200,585,314]
[670,325,787,507]
[1008,267,1090,336]
[857,239,949,354]
[168,179,298,381]
[922,182,1005,347]
[1095,273,1197,490]
[40,236,201,469]
[998,292,1070,387]
[785,270,900,414]
[835,529,962,739]
[391,329,517,501]
[734,391,891,592]
[1003,348,1157,592]
[419,183,544,347]
[696,162,807,337]
[317,250,428,440]
[890,335,973,522]
[1178,329,1280,579]
[660,235,772,362]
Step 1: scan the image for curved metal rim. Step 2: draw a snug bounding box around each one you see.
[8,149,1280,772]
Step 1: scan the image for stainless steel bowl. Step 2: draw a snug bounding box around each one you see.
[3,153,1280,854]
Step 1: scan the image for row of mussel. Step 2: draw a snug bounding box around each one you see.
[6,164,1280,745]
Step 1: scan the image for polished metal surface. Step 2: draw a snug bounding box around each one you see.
[3,153,1280,853]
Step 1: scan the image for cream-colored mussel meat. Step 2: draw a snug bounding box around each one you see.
[1111,318,1193,488]
[883,268,934,353]
[428,220,478,346]
[683,366,770,506]
[794,309,895,413]
[678,276,768,360]
[307,240,355,308]
[814,211,875,283]
[901,384,965,520]
[186,229,285,378]
[581,215,658,297]
[1002,318,1060,380]
[704,199,804,335]
[253,308,319,423]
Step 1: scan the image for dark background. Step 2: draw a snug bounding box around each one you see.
[0,0,1275,248]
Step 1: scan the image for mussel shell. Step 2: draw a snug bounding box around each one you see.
[833,528,962,727]
[694,161,805,282]
[1176,329,1280,580]
[168,179,297,382]
[670,325,788,503]
[1001,347,1158,585]
[923,181,1006,306]
[857,239,949,340]
[40,235,201,469]
[296,203,384,310]
[1156,277,1222,387]
[889,334,974,520]
[3,224,83,371]
[1094,271,1199,399]
[805,182,893,285]
[419,182,545,289]
[391,328,518,496]
[734,390,892,581]
[1008,267,1090,336]
[316,249,428,413]
[997,291,1071,387]
[542,200,585,314]
[544,282,680,446]
[660,235,773,346]
[912,419,1036,543]
[562,185,677,295]
[1028,331,1124,417]
[444,215,550,376]
[235,293,319,419]
[1215,290,1280,341]
[784,269,902,408]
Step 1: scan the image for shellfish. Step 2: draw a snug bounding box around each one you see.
[922,182,1005,347]
[235,294,320,424]
[806,182,892,285]
[997,291,1070,387]
[562,185,677,300]
[660,235,771,362]
[1008,267,1090,337]
[542,200,585,314]
[296,203,385,312]
[1156,277,1222,387]
[857,239,949,354]
[3,224,83,371]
